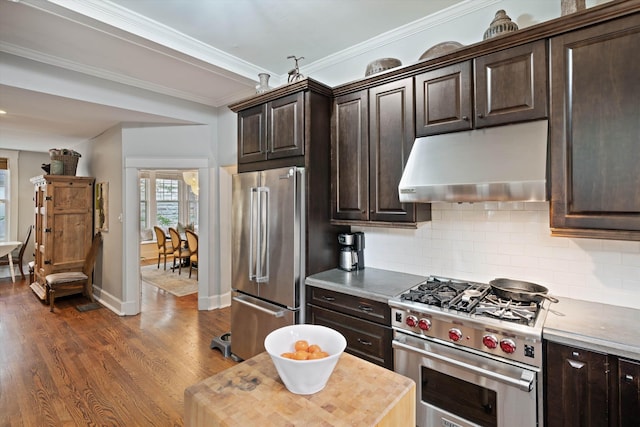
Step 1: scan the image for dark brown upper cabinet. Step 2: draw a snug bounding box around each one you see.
[237,91,304,165]
[331,78,430,226]
[415,40,547,137]
[550,13,640,240]
[331,90,369,222]
[369,78,428,223]
[474,41,547,128]
[415,61,473,135]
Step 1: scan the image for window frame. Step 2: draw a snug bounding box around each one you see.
[0,150,19,242]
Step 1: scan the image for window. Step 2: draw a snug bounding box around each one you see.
[0,158,7,241]
[156,178,179,228]
[138,170,198,237]
[139,177,149,230]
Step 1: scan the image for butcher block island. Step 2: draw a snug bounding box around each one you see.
[184,351,415,426]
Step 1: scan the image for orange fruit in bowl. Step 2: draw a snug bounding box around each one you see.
[307,351,329,360]
[293,350,310,360]
[294,340,309,352]
[307,344,322,353]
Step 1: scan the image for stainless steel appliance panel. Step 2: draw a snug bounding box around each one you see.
[394,331,539,427]
[258,167,303,308]
[231,291,296,361]
[232,171,261,298]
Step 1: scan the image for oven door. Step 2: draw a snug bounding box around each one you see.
[393,331,539,427]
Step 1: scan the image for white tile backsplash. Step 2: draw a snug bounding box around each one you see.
[353,202,640,309]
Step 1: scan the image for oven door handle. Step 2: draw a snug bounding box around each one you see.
[393,339,535,392]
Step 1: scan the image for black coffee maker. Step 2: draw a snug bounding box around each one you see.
[338,232,365,271]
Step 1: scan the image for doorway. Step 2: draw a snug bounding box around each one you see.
[138,169,199,305]
[123,157,210,315]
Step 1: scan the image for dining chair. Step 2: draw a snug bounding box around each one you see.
[153,226,173,270]
[185,229,198,279]
[45,231,102,312]
[0,224,33,280]
[168,227,190,275]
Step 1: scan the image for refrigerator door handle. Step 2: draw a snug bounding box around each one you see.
[248,187,257,281]
[232,295,285,318]
[256,186,269,283]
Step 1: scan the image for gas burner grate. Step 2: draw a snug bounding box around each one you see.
[400,278,470,307]
[475,295,539,325]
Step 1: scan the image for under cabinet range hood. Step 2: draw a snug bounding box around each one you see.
[399,120,549,203]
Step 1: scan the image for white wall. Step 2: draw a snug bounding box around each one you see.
[355,203,640,310]
[76,126,123,307]
[121,124,219,314]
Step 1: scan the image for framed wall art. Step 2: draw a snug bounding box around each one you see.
[95,181,109,232]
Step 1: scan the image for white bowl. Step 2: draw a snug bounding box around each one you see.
[264,324,346,395]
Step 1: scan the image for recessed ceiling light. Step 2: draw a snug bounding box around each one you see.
[0,110,7,115]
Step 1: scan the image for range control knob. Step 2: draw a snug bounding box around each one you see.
[448,328,463,342]
[406,315,418,328]
[500,338,517,354]
[418,318,431,331]
[482,335,498,349]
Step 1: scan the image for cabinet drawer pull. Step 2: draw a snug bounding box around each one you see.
[624,374,634,382]
[358,305,373,312]
[321,295,335,302]
[568,359,585,369]
[357,338,372,346]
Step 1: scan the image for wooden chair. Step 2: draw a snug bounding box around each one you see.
[168,227,189,275]
[185,229,198,279]
[153,226,173,270]
[45,232,102,312]
[0,224,33,280]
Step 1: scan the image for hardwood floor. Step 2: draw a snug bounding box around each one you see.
[0,269,237,426]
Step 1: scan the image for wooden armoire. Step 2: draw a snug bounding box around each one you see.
[29,175,95,302]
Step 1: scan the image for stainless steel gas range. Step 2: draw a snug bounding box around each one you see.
[389,276,551,427]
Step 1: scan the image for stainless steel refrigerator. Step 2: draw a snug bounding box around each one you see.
[230,166,306,361]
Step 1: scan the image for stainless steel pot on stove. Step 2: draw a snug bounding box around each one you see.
[489,278,559,303]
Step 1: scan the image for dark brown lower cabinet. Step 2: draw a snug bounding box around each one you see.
[545,341,640,427]
[545,341,609,427]
[618,358,640,427]
[306,286,393,369]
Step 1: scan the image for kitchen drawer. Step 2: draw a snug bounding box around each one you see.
[307,286,390,325]
[308,304,393,369]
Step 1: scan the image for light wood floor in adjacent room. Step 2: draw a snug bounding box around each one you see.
[0,266,236,426]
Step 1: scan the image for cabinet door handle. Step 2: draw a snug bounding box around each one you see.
[477,113,484,118]
[462,116,469,121]
[321,296,335,302]
[568,359,585,369]
[624,374,634,382]
[358,305,373,312]
[357,338,372,346]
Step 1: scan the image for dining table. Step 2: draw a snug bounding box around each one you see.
[0,241,23,283]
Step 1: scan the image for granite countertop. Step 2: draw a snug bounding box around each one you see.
[543,297,640,360]
[305,268,426,303]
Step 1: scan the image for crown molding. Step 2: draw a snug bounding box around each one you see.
[0,42,234,107]
[302,0,501,76]
[25,0,275,82]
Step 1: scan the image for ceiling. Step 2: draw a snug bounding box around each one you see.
[0,0,465,153]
